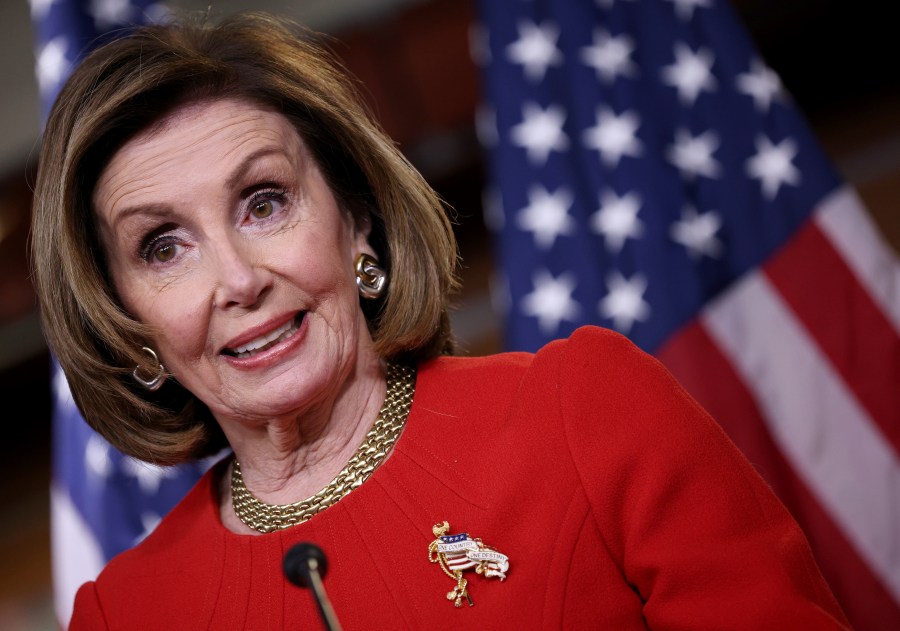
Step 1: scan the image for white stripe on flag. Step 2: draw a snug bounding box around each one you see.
[701,271,900,603]
[815,187,900,334]
[51,484,105,630]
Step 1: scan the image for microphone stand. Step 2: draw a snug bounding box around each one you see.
[284,542,344,631]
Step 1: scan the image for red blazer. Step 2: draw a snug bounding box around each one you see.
[70,326,850,630]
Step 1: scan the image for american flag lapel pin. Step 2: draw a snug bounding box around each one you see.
[428,521,509,607]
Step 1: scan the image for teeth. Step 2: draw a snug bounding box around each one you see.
[231,317,300,358]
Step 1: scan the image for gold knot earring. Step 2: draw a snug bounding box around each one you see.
[355,253,386,299]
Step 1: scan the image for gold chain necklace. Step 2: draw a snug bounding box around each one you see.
[231,362,416,533]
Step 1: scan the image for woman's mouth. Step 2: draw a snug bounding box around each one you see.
[223,313,304,358]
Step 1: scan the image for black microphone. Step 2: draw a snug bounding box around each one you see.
[283,542,344,631]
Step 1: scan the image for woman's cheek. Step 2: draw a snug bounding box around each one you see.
[146,279,211,360]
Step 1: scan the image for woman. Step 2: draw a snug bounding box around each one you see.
[32,12,851,630]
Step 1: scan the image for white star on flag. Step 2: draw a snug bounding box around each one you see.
[666,0,713,21]
[146,3,170,22]
[670,206,723,259]
[506,19,563,82]
[517,185,575,250]
[85,434,112,479]
[736,59,783,113]
[661,42,717,105]
[29,0,59,20]
[36,36,70,95]
[599,271,650,334]
[591,189,644,253]
[583,107,643,167]
[89,0,135,29]
[746,135,801,200]
[521,269,581,335]
[121,457,174,494]
[580,29,638,83]
[511,102,569,165]
[135,512,162,545]
[666,128,721,179]
[52,363,75,411]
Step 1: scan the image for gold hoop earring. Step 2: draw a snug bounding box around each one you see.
[355,253,386,299]
[132,346,166,391]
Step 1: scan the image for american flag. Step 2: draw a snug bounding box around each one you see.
[439,533,481,572]
[30,2,209,627]
[476,0,900,628]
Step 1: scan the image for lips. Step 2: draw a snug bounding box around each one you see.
[222,313,305,358]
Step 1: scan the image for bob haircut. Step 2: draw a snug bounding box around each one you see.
[31,12,459,465]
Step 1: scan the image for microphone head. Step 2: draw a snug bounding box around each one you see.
[283,542,328,588]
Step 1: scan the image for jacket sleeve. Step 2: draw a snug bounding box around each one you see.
[558,326,851,630]
[68,581,110,631]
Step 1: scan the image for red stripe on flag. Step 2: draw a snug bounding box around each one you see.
[658,321,900,631]
[764,219,900,457]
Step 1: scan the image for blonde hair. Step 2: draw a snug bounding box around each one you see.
[31,12,459,464]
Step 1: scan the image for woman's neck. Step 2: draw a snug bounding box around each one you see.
[216,354,387,534]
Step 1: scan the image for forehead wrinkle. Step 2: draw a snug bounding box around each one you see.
[99,109,278,216]
[96,101,308,234]
[219,128,290,182]
[96,148,177,219]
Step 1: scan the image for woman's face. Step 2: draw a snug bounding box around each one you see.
[94,98,375,424]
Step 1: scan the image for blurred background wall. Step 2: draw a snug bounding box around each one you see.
[1,0,898,628]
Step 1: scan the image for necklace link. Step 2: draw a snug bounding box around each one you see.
[231,362,416,533]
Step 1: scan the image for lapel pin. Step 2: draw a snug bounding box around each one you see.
[428,521,509,607]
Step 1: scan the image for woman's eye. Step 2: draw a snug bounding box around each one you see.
[246,189,287,223]
[139,223,183,265]
[250,199,275,219]
[152,243,177,263]
[140,235,181,265]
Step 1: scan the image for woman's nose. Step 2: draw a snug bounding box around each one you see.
[211,239,272,309]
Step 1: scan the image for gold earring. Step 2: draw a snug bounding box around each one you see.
[132,346,166,391]
[355,253,386,299]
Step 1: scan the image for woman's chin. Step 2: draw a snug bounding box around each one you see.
[210,370,342,426]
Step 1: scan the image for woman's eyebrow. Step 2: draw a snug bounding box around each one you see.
[225,146,292,190]
[110,203,172,230]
